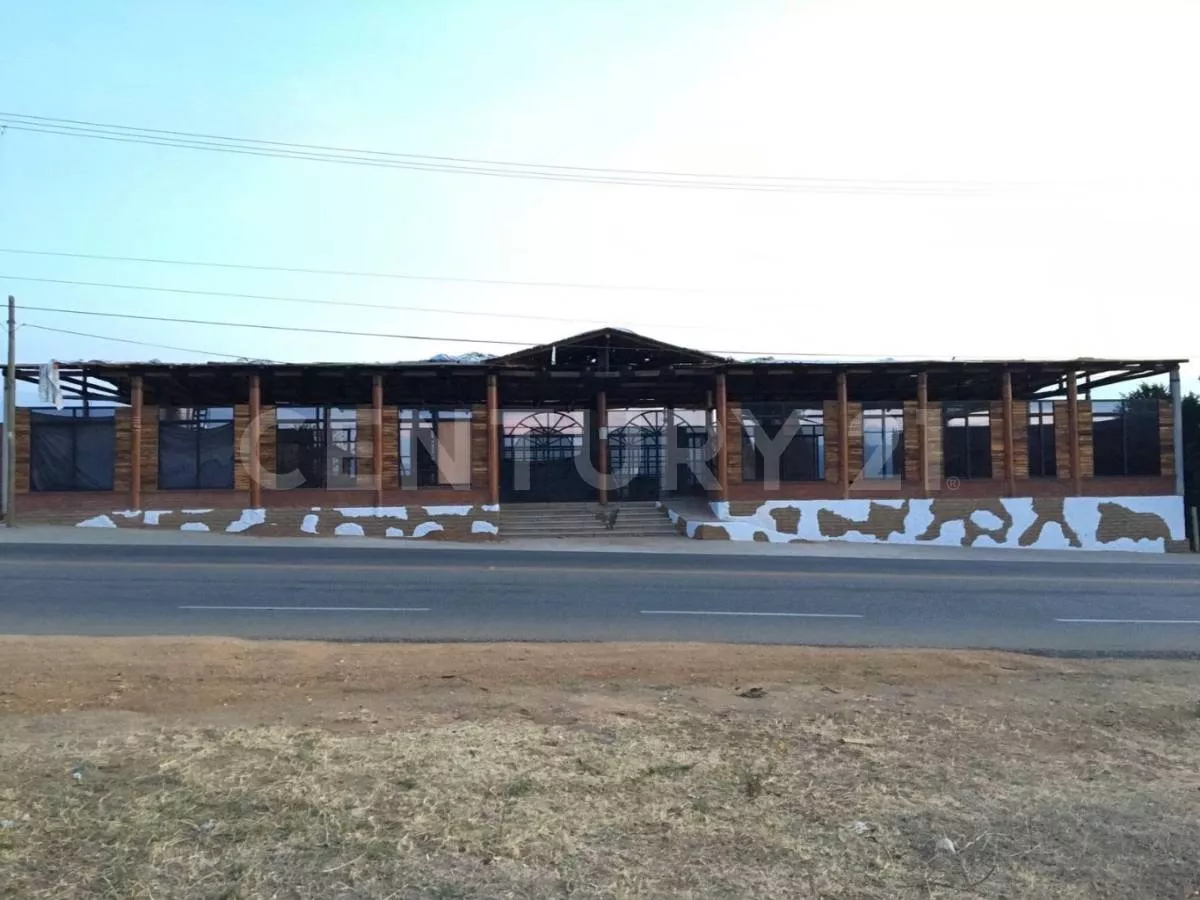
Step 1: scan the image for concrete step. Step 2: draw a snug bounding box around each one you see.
[501,502,663,511]
[501,529,681,538]
[499,513,670,524]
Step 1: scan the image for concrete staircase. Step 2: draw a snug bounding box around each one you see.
[498,501,682,539]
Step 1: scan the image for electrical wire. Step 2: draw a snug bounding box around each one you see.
[0,111,992,187]
[0,274,688,329]
[22,322,275,361]
[0,113,986,195]
[9,302,940,359]
[16,303,535,346]
[0,247,757,296]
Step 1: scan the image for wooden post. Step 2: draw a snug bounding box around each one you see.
[372,374,384,508]
[487,374,499,506]
[1067,370,1081,496]
[837,371,850,499]
[1002,368,1016,497]
[249,373,262,508]
[715,372,728,501]
[917,371,929,497]
[596,389,608,505]
[130,374,144,511]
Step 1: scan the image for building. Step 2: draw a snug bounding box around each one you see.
[6,327,1190,550]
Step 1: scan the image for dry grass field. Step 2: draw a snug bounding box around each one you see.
[1,638,1198,898]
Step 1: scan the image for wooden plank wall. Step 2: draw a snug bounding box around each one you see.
[725,404,742,486]
[1053,400,1072,481]
[1011,401,1029,480]
[823,400,840,483]
[356,408,376,484]
[233,404,252,493]
[113,408,132,495]
[382,406,399,488]
[140,405,159,495]
[926,403,943,484]
[1159,399,1174,477]
[1077,402,1094,479]
[470,405,489,491]
[989,401,1005,481]
[846,402,864,479]
[903,401,922,482]
[14,408,30,493]
[259,407,278,488]
[1055,400,1095,483]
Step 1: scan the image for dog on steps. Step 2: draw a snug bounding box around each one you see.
[595,507,620,530]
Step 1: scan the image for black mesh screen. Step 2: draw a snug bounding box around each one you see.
[30,410,116,492]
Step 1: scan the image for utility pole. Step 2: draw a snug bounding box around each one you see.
[3,295,15,527]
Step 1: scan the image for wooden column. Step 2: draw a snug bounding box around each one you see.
[1002,369,1016,497]
[837,371,850,499]
[130,374,144,511]
[487,374,499,506]
[249,373,262,508]
[372,374,384,508]
[714,372,729,501]
[1067,370,1081,496]
[596,389,608,505]
[916,371,929,497]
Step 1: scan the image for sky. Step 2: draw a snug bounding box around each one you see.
[2,0,1198,405]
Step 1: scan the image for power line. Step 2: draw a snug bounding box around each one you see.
[0,111,991,186]
[12,302,938,359]
[0,113,986,195]
[18,303,535,347]
[0,273,687,329]
[0,247,747,295]
[23,322,274,361]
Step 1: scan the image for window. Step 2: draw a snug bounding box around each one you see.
[943,402,992,479]
[30,408,116,492]
[400,408,472,488]
[276,406,358,489]
[158,407,235,490]
[1028,401,1056,478]
[1092,400,1160,477]
[861,404,904,479]
[741,405,824,482]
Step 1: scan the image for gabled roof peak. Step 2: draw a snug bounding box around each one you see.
[491,327,725,368]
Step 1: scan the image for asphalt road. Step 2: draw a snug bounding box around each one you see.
[1,542,1199,654]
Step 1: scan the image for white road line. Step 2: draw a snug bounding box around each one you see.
[1055,618,1200,625]
[179,606,431,612]
[640,610,863,619]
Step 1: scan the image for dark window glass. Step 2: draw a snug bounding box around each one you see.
[400,409,472,488]
[943,402,992,479]
[862,404,904,479]
[30,408,116,491]
[1027,401,1056,477]
[1092,400,1160,477]
[740,405,824,482]
[158,407,235,490]
[276,407,357,489]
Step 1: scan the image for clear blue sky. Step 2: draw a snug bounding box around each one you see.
[3,0,1198,404]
